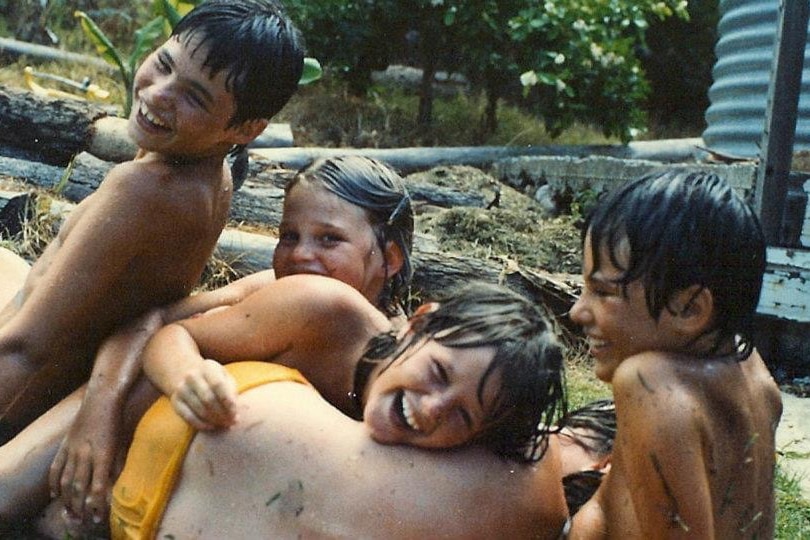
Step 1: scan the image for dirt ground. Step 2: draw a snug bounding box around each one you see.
[405,164,582,275]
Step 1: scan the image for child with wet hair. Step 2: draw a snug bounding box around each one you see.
[107,277,567,535]
[569,170,782,538]
[0,0,304,527]
[145,277,567,462]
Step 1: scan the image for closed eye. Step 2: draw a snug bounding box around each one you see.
[432,359,448,384]
[458,407,473,430]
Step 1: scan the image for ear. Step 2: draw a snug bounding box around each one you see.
[413,302,439,318]
[383,240,405,277]
[591,454,612,474]
[669,285,714,335]
[230,118,269,145]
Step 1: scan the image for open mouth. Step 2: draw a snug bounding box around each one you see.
[138,102,170,131]
[394,390,421,432]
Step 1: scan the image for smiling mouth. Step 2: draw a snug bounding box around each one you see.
[395,391,422,432]
[139,102,170,130]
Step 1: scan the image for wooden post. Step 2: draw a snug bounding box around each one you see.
[754,0,809,245]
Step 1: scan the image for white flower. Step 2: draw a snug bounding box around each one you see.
[554,53,565,65]
[520,70,539,87]
[590,43,603,59]
[572,19,587,31]
[544,2,555,12]
[555,79,567,92]
[430,0,444,6]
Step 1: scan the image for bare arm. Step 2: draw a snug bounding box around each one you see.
[160,269,277,322]
[48,310,163,524]
[143,275,385,428]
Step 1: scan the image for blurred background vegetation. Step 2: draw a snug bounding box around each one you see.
[0,0,717,147]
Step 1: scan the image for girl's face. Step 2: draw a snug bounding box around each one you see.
[273,180,390,306]
[362,337,500,449]
[129,36,249,159]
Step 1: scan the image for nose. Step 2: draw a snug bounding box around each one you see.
[289,239,316,262]
[421,392,455,427]
[569,294,589,326]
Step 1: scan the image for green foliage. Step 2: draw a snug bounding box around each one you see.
[509,0,689,142]
[74,9,164,116]
[285,0,689,142]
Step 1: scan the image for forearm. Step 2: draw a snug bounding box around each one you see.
[160,270,275,323]
[141,322,207,398]
[85,310,165,408]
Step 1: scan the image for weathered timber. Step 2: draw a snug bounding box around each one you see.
[0,85,113,165]
[0,151,490,228]
[0,190,33,238]
[250,138,707,174]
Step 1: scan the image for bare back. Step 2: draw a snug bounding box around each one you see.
[575,349,781,539]
[158,381,569,539]
[0,152,232,426]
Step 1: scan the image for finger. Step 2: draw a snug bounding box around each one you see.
[49,443,69,497]
[177,382,219,426]
[203,368,238,423]
[171,393,215,430]
[58,452,78,505]
[86,454,113,525]
[68,447,93,518]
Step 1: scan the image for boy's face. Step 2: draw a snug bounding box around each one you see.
[128,35,245,159]
[570,232,680,382]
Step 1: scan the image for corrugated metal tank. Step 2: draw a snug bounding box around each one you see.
[703,0,810,158]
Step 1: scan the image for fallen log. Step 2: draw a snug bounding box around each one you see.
[0,151,490,228]
[250,138,708,174]
[0,190,33,237]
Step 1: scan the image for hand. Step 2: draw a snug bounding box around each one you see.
[48,394,119,526]
[170,359,238,430]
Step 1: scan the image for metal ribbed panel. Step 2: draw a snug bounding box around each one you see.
[703,0,810,158]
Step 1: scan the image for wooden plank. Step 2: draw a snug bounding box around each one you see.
[754,0,809,244]
[759,247,810,321]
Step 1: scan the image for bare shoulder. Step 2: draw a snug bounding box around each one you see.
[258,274,389,329]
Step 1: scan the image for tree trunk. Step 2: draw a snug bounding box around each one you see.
[417,43,437,127]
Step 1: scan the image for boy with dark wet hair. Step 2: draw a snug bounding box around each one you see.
[0,0,303,525]
[569,170,782,538]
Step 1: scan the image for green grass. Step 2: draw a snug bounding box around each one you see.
[775,464,810,538]
[566,338,809,539]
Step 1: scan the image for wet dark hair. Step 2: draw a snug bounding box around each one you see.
[584,170,766,358]
[171,0,305,126]
[558,399,616,515]
[286,156,414,315]
[361,282,566,462]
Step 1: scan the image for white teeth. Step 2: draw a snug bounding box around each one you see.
[588,337,607,348]
[401,395,421,431]
[140,102,168,128]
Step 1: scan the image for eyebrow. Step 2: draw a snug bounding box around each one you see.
[158,49,215,106]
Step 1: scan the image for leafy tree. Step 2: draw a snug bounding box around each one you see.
[509,0,690,141]
[286,0,691,142]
